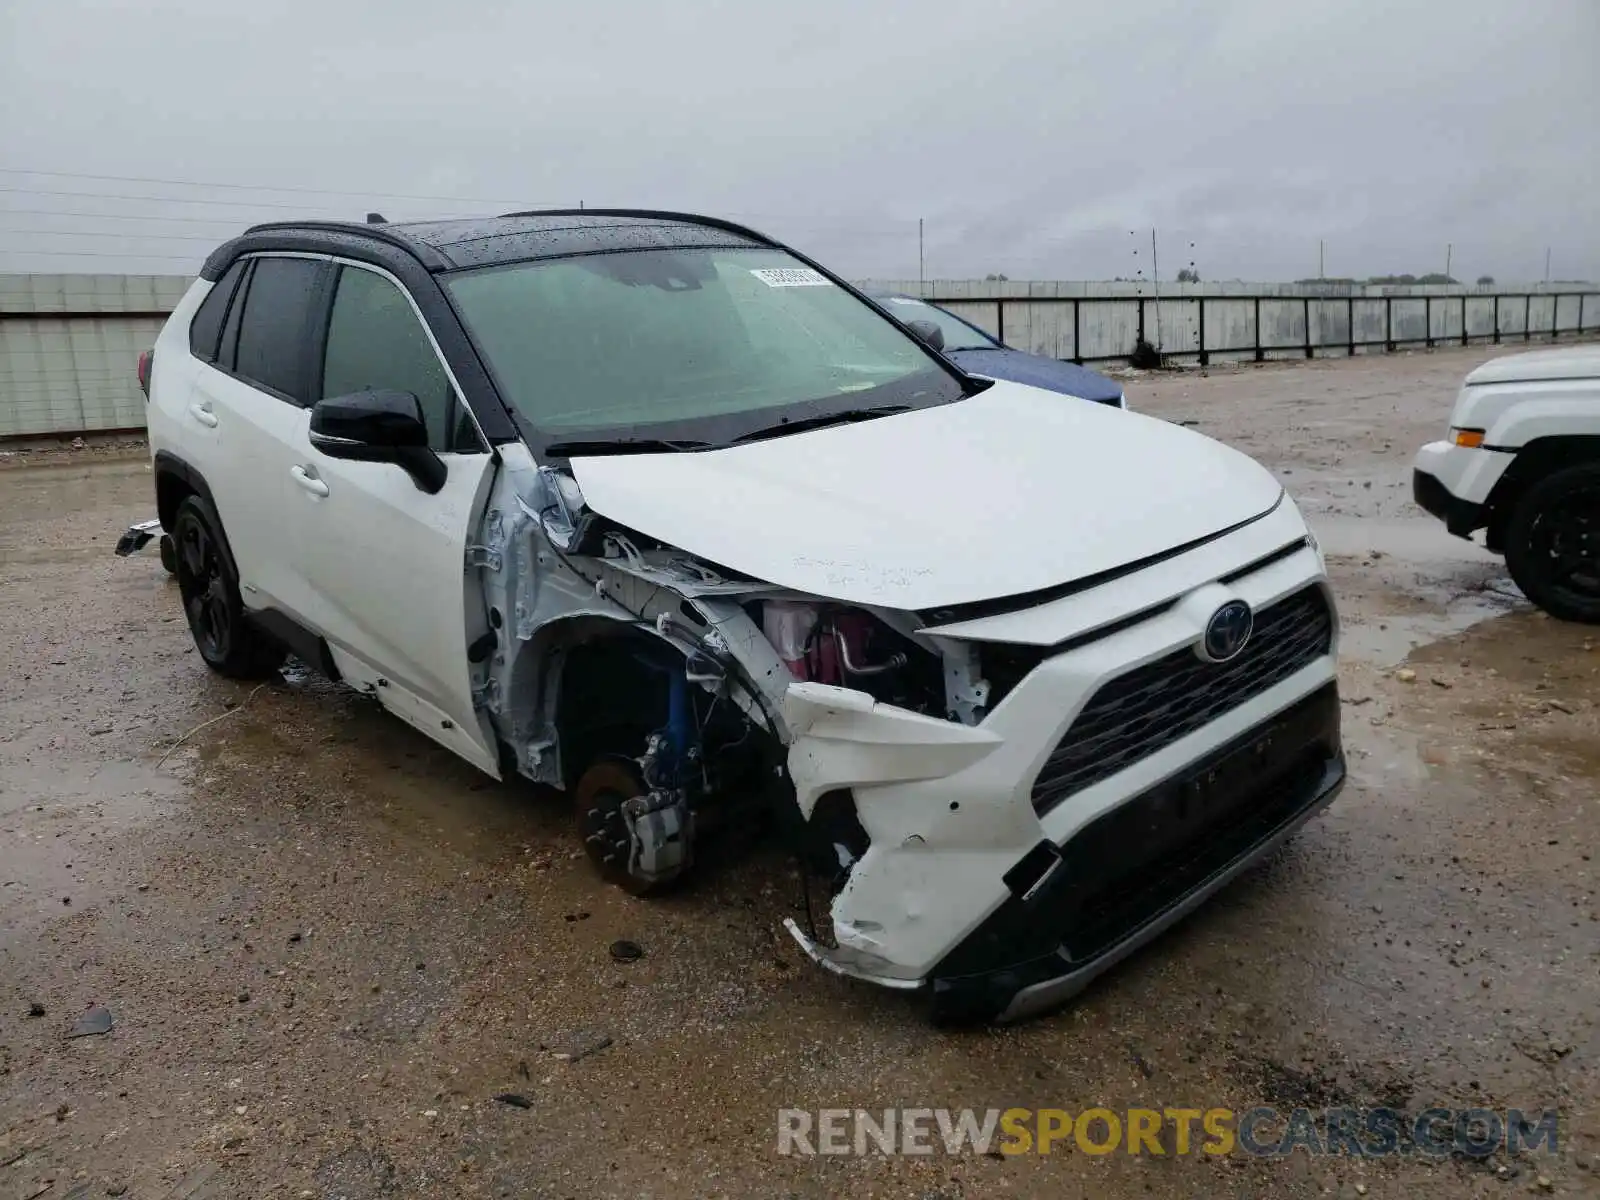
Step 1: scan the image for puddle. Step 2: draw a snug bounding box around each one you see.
[0,759,181,942]
[1312,515,1528,667]
[1337,586,1523,667]
[1312,514,1498,564]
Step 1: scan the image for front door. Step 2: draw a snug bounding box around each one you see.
[285,262,501,775]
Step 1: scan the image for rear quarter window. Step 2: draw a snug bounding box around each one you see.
[188,260,247,362]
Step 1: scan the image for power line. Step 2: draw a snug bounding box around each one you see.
[0,166,548,206]
[0,187,514,217]
[0,173,925,232]
[0,226,232,243]
[0,173,915,232]
[0,192,919,238]
[0,186,377,213]
[0,247,200,262]
[0,207,252,227]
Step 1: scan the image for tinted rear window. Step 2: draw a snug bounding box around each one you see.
[233,257,322,402]
[188,260,246,362]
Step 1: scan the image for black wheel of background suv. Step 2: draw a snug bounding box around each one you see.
[171,495,286,678]
[1502,462,1600,625]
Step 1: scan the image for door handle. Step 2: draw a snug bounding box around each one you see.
[290,465,330,497]
[188,403,218,428]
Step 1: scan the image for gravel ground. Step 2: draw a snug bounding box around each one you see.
[1,344,1596,1199]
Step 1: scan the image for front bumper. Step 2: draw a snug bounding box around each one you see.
[780,527,1341,1016]
[1412,467,1486,537]
[931,682,1344,1023]
[1412,440,1515,536]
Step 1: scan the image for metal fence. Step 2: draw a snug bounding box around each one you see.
[918,289,1600,366]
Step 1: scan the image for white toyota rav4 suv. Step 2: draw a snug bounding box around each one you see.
[136,211,1344,1022]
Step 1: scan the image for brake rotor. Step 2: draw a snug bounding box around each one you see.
[573,759,661,896]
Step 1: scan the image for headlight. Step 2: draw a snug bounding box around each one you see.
[1304,523,1327,573]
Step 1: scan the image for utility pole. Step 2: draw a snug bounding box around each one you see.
[1545,247,1552,285]
[1319,240,1325,280]
[1445,243,1452,280]
[918,218,924,297]
[1151,228,1162,350]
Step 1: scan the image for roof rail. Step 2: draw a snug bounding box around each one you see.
[224,220,450,270]
[491,207,780,248]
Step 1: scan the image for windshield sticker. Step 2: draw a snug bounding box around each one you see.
[750,267,834,288]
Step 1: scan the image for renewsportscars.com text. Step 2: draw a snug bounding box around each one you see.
[777,1106,1560,1158]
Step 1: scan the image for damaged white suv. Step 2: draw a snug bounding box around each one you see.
[135,210,1344,1022]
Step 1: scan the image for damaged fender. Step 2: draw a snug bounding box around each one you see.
[780,681,1036,986]
[783,682,1002,818]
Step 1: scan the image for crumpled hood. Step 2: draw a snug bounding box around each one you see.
[949,347,1125,404]
[568,379,1284,610]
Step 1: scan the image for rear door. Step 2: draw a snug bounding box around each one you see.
[183,253,329,616]
[284,260,500,775]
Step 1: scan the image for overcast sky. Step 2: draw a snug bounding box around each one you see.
[2,0,1595,282]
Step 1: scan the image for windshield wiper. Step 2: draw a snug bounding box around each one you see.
[731,405,911,445]
[544,437,715,457]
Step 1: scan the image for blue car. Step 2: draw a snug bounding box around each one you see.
[868,292,1127,408]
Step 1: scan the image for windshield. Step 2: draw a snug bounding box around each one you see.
[446,247,966,449]
[875,295,1001,351]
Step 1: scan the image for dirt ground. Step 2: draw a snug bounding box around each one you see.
[1,344,1596,1199]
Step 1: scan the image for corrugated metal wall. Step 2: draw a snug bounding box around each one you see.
[0,274,190,438]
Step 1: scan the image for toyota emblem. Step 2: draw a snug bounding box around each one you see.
[1200,600,1254,662]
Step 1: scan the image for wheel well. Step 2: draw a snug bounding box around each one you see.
[156,469,196,532]
[553,630,681,789]
[1484,436,1600,551]
[505,618,680,789]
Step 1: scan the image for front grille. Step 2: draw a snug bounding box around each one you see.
[1058,683,1341,963]
[1030,585,1333,816]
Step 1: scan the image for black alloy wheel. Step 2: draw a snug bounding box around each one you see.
[1504,463,1600,624]
[171,495,286,678]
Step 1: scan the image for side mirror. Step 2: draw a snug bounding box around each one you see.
[309,390,445,494]
[905,319,945,352]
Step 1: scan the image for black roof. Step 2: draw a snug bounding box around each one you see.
[200,209,776,279]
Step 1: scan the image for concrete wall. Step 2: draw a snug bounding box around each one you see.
[0,274,190,439]
[862,280,1600,365]
[2,274,1598,438]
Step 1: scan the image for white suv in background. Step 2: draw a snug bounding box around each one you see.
[134,210,1344,1022]
[1413,345,1600,624]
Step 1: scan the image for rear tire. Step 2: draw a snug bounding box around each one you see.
[158,533,177,576]
[1503,463,1600,625]
[171,495,286,678]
